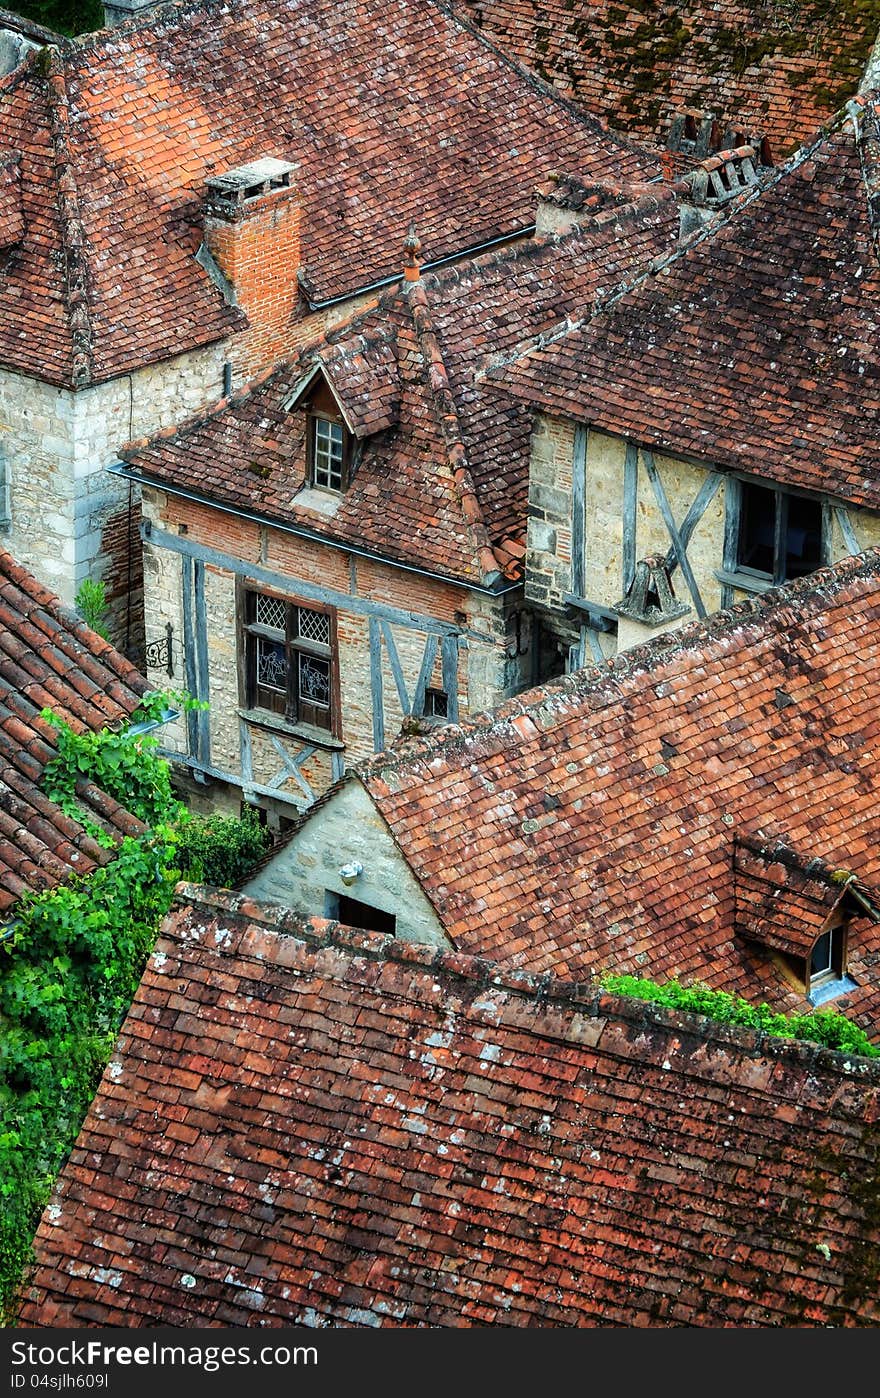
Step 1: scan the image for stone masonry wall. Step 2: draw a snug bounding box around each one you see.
[0,343,228,653]
[243,778,450,946]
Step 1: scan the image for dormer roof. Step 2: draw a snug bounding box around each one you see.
[734,836,880,958]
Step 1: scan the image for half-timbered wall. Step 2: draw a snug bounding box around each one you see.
[141,488,524,816]
[526,415,879,663]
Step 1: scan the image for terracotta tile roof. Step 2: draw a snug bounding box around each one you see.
[314,333,401,439]
[18,882,880,1328]
[459,0,880,157]
[293,550,880,1040]
[734,837,880,958]
[120,187,679,584]
[0,0,657,387]
[0,549,150,913]
[0,150,21,247]
[493,98,880,511]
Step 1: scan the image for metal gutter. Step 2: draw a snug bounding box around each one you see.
[108,461,521,598]
[302,225,536,310]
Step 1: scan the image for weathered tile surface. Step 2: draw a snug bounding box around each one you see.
[121,186,678,580]
[17,883,880,1327]
[0,549,149,910]
[461,0,880,155]
[0,0,657,387]
[497,98,880,509]
[332,552,880,1037]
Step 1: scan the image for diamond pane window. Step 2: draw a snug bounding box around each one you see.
[244,590,337,734]
[312,417,345,491]
[256,594,287,631]
[298,606,331,646]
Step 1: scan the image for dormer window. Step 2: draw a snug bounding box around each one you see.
[311,415,347,492]
[733,837,876,1007]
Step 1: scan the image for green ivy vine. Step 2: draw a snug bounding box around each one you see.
[0,693,269,1323]
[600,973,878,1058]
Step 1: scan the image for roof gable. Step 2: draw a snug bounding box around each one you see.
[119,187,679,582]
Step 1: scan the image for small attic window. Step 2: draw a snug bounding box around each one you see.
[295,374,353,493]
[422,687,449,720]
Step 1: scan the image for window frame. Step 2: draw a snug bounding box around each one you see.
[239,585,340,738]
[307,410,352,494]
[422,687,449,720]
[807,922,847,992]
[727,477,827,587]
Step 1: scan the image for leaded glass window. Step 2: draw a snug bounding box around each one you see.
[243,590,336,734]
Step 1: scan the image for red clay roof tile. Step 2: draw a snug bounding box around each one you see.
[120,189,678,582]
[17,882,880,1327]
[325,550,880,1040]
[459,0,880,157]
[495,99,880,509]
[0,548,150,912]
[0,0,658,386]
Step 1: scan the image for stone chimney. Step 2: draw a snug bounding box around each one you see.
[612,555,690,654]
[202,156,300,378]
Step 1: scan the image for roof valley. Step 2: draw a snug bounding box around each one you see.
[43,47,95,389]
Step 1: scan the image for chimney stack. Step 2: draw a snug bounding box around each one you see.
[202,157,300,378]
[676,147,762,240]
[612,555,690,654]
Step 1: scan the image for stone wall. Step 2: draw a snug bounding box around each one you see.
[0,343,228,652]
[243,778,450,946]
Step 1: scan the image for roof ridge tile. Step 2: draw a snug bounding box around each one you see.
[41,47,96,388]
[167,881,880,1079]
[403,278,502,583]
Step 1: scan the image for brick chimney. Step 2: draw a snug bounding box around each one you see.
[202,157,301,378]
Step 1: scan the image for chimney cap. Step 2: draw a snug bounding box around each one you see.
[206,157,298,217]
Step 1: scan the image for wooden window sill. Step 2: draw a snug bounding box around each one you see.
[238,707,344,750]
